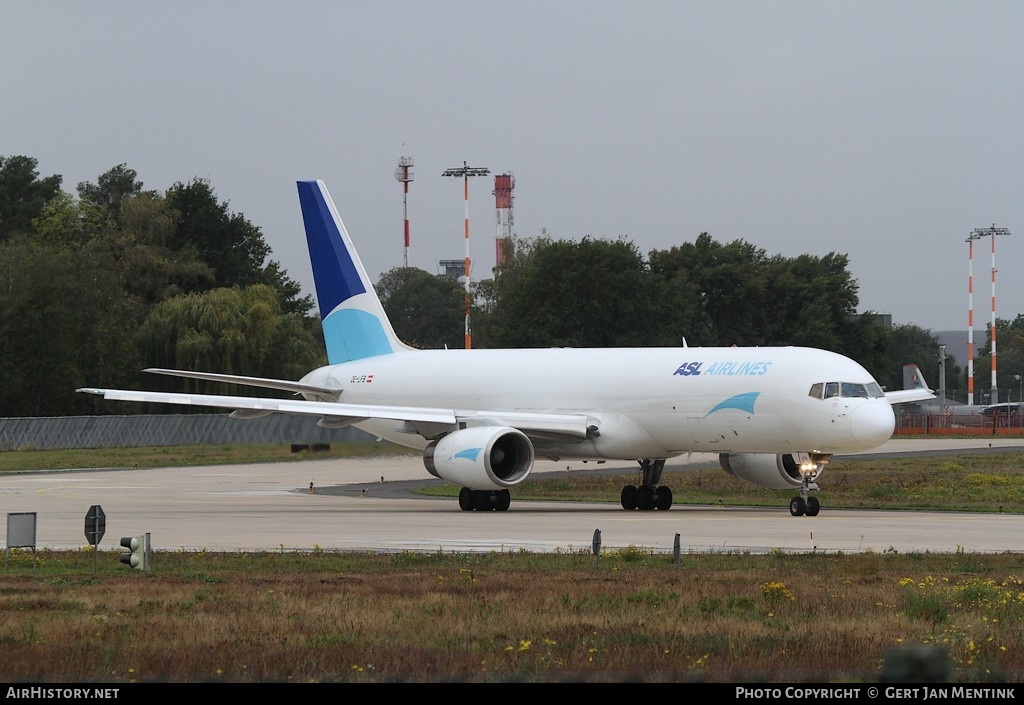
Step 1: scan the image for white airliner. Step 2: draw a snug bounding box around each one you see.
[79,180,935,516]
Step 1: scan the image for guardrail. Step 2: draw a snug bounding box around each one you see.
[0,414,374,451]
[894,412,1024,436]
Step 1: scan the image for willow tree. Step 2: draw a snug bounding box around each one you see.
[136,284,322,397]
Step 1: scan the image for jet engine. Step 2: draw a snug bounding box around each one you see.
[424,426,535,490]
[719,452,826,490]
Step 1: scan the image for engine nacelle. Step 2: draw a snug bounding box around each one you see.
[719,453,826,490]
[423,426,535,490]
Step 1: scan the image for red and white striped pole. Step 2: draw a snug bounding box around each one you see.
[967,226,1011,405]
[990,232,999,403]
[966,234,978,405]
[395,156,414,268]
[443,162,490,349]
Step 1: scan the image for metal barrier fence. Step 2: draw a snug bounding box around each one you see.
[0,414,375,451]
[894,412,1024,436]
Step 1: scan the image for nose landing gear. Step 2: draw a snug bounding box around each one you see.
[789,473,821,516]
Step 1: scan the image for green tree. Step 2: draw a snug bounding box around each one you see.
[838,312,893,388]
[480,235,665,348]
[165,178,311,316]
[0,155,62,241]
[0,237,140,416]
[76,163,144,223]
[33,188,215,305]
[116,192,216,303]
[166,178,270,289]
[647,237,863,352]
[136,284,322,394]
[376,266,465,348]
[31,190,111,248]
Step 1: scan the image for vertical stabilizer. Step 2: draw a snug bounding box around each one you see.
[296,180,409,363]
[902,363,929,392]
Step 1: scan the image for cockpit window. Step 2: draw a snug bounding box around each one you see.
[841,382,869,398]
[812,381,886,400]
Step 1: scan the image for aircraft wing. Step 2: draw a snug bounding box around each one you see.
[885,388,936,405]
[76,387,591,439]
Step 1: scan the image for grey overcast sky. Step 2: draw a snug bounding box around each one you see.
[3,1,1022,336]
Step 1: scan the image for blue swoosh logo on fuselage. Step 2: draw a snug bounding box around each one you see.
[705,392,759,417]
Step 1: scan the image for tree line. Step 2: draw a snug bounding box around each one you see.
[2,154,1012,418]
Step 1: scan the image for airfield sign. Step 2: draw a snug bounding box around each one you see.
[84,505,105,545]
[84,505,106,575]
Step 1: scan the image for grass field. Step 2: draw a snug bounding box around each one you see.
[0,547,1020,683]
[0,442,1021,683]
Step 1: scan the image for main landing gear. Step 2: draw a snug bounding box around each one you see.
[459,487,511,512]
[620,458,673,510]
[788,473,821,516]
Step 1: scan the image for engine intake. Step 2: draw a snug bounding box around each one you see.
[719,452,826,490]
[424,426,535,490]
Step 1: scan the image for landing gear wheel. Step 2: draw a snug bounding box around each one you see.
[473,490,494,511]
[620,485,638,510]
[805,496,820,516]
[789,496,806,517]
[655,485,673,510]
[494,489,511,512]
[637,484,656,510]
[458,487,474,512]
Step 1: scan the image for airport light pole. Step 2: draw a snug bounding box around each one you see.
[1016,374,1022,404]
[443,161,490,349]
[970,225,1010,406]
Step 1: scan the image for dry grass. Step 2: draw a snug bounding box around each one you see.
[0,548,1021,683]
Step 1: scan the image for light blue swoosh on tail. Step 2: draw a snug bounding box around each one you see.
[322,309,394,364]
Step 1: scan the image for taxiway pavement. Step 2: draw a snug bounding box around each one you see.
[1,438,1020,555]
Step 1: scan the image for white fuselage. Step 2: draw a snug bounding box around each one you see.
[300,345,896,461]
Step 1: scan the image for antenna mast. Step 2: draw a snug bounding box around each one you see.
[394,156,414,267]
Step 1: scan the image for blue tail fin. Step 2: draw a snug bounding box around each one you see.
[296,180,407,364]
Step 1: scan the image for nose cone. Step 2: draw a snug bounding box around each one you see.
[851,400,896,447]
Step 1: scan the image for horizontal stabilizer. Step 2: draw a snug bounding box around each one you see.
[145,368,341,399]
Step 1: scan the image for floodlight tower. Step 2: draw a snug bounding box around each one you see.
[442,161,490,349]
[972,225,1011,404]
[493,173,515,268]
[394,156,414,267]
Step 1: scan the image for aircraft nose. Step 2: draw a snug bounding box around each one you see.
[851,401,896,446]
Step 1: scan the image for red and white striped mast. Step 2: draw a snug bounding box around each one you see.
[493,173,515,268]
[394,156,414,267]
[972,225,1011,404]
[966,231,981,405]
[443,161,490,349]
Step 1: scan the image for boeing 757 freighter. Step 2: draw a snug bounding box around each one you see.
[79,180,935,516]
